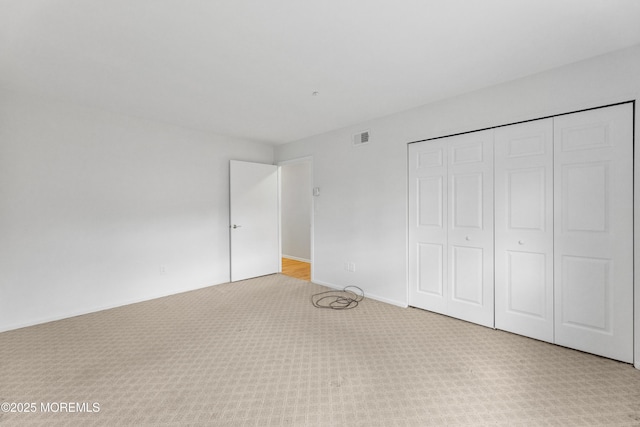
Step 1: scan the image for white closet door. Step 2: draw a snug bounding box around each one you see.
[554,104,633,363]
[446,130,494,328]
[494,119,554,342]
[408,139,448,315]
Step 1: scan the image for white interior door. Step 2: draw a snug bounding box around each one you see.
[446,130,494,328]
[230,160,279,282]
[408,139,449,315]
[554,104,633,363]
[495,119,554,342]
[408,130,494,328]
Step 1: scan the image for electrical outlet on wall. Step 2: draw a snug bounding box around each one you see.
[344,261,356,272]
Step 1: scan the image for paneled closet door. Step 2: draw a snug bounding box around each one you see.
[408,139,448,315]
[446,130,494,328]
[408,131,494,328]
[494,119,554,343]
[554,104,633,363]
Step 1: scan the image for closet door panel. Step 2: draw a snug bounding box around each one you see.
[505,251,547,315]
[554,104,633,363]
[408,140,448,314]
[506,168,546,230]
[451,245,483,304]
[417,243,444,297]
[447,130,494,328]
[495,119,554,342]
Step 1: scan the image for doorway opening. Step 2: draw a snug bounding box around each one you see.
[279,157,313,281]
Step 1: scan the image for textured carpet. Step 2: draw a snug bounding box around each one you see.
[0,274,639,426]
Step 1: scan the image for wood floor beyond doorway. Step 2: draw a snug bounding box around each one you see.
[282,257,310,281]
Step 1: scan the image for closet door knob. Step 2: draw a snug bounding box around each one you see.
[518,240,524,245]
[465,236,471,241]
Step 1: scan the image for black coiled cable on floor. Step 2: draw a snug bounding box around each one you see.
[311,286,364,310]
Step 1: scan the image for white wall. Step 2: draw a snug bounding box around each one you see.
[280,160,312,261]
[0,89,273,332]
[275,44,640,367]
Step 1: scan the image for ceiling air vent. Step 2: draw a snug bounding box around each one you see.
[353,130,370,147]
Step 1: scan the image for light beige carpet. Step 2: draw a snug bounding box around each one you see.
[0,274,639,426]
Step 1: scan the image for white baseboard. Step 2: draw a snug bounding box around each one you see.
[312,279,408,308]
[1,278,409,334]
[282,255,311,263]
[0,281,227,334]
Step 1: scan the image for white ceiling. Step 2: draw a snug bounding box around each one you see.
[2,1,640,144]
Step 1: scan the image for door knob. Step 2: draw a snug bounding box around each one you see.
[465,236,471,241]
[518,240,524,245]
[231,224,242,229]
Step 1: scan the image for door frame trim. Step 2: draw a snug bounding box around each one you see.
[278,156,315,282]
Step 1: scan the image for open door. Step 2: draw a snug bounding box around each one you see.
[229,160,279,282]
[279,158,313,281]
